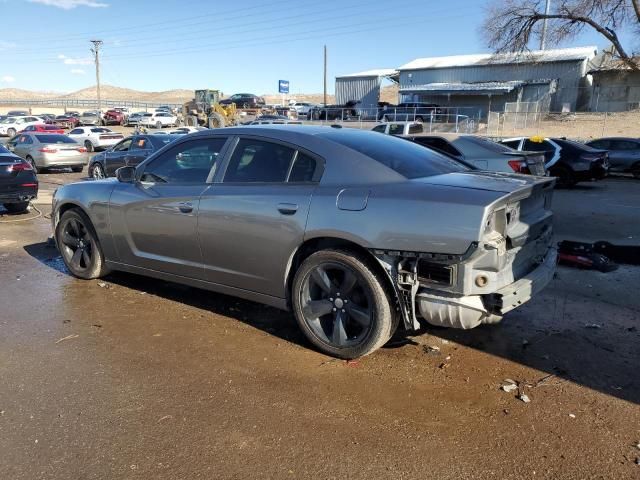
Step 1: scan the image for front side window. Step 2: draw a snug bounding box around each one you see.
[69,128,83,135]
[224,139,295,183]
[141,137,227,184]
[388,124,405,135]
[114,139,132,152]
[131,138,149,150]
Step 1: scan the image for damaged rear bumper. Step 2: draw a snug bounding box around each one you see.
[416,247,557,329]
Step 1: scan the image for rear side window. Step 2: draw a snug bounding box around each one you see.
[408,124,424,134]
[224,139,295,183]
[415,137,462,158]
[320,130,469,179]
[611,140,639,150]
[388,124,405,135]
[523,139,554,152]
[288,153,322,183]
[501,139,521,149]
[372,125,386,133]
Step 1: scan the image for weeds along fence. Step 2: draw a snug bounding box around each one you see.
[484,110,640,140]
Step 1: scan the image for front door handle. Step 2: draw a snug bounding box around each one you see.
[277,203,298,215]
[178,202,193,213]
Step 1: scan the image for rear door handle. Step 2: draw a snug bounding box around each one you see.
[277,203,298,215]
[178,202,193,213]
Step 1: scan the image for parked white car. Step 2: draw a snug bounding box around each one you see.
[372,121,425,136]
[139,112,177,129]
[0,116,44,137]
[289,102,316,117]
[67,127,125,152]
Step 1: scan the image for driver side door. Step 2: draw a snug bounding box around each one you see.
[104,138,133,176]
[109,136,229,279]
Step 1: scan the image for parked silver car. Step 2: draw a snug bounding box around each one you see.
[7,133,88,172]
[51,126,556,358]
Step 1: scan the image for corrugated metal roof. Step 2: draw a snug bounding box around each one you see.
[336,69,399,78]
[400,81,526,95]
[399,46,597,71]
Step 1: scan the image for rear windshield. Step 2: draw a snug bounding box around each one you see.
[320,129,469,179]
[35,135,77,144]
[148,135,174,147]
[90,128,111,133]
[462,136,514,153]
[554,138,595,152]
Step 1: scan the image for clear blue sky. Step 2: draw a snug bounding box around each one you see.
[0,0,635,95]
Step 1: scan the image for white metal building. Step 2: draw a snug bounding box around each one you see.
[397,47,597,114]
[334,69,399,114]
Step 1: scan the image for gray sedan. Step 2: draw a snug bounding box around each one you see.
[51,126,556,358]
[586,137,640,177]
[7,133,88,173]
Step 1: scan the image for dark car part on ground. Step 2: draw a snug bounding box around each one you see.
[0,145,38,213]
[559,240,640,266]
[558,240,619,272]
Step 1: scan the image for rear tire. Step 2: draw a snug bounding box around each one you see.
[3,202,30,214]
[7,128,16,137]
[71,165,84,173]
[25,155,39,174]
[292,249,397,359]
[55,209,110,279]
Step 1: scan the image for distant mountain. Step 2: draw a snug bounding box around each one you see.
[0,83,399,105]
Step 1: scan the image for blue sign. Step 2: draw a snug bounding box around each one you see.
[278,80,289,94]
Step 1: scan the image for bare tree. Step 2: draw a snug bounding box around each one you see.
[482,0,640,70]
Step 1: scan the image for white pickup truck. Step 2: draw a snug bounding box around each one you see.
[139,112,177,129]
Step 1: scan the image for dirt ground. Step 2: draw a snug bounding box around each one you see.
[0,156,639,479]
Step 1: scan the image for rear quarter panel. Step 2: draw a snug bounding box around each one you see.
[305,182,502,255]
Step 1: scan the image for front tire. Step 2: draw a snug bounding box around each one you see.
[292,249,396,359]
[7,128,16,137]
[89,163,105,179]
[84,140,94,152]
[55,209,110,279]
[155,121,162,129]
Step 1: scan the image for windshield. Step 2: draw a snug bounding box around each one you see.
[81,113,96,117]
[35,135,77,144]
[320,129,470,179]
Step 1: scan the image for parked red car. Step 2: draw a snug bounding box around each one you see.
[53,115,80,129]
[103,109,126,126]
[19,124,65,134]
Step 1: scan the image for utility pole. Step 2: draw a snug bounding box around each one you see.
[323,45,327,106]
[540,0,551,50]
[90,40,103,113]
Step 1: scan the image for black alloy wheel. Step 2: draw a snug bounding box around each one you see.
[56,209,109,279]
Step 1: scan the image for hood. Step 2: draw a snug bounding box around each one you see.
[413,171,551,194]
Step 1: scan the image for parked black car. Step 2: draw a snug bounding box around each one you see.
[88,134,176,179]
[377,102,443,122]
[309,101,359,120]
[585,137,640,178]
[501,137,609,187]
[219,93,265,108]
[0,144,38,214]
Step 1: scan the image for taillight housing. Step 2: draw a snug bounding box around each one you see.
[9,161,33,172]
[508,159,530,174]
[77,147,87,153]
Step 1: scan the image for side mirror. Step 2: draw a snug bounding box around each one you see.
[116,166,136,183]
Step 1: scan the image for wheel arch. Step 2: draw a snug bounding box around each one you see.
[284,236,398,309]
